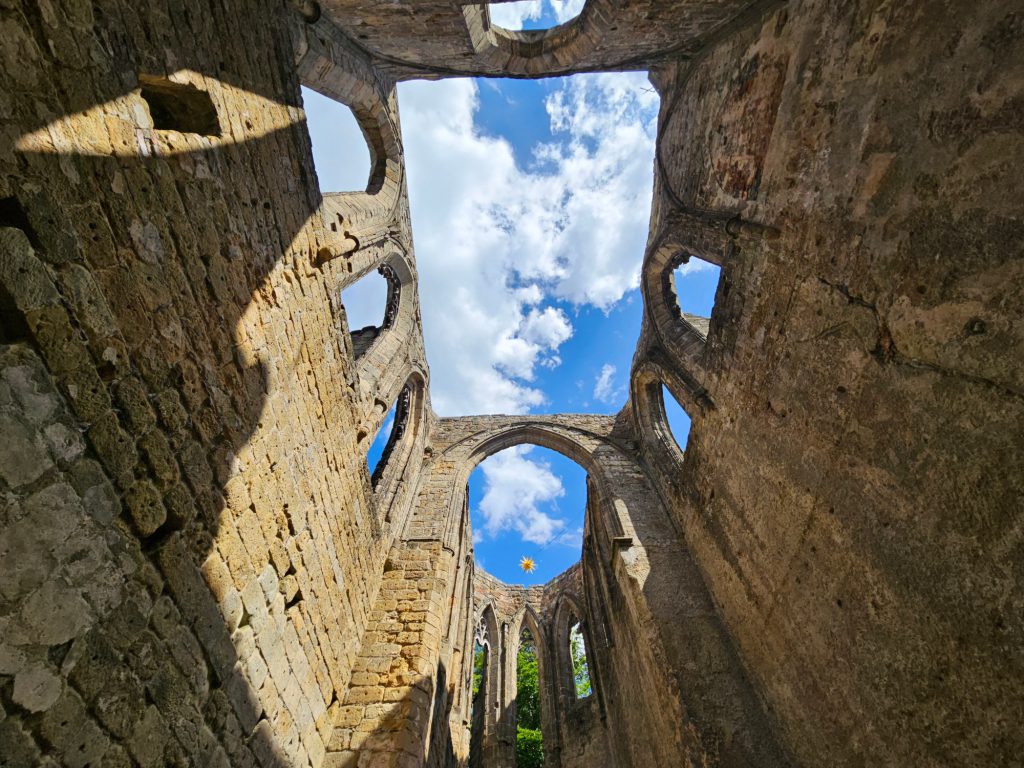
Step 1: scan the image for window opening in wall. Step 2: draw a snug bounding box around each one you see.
[672,256,722,324]
[488,0,584,30]
[0,197,40,247]
[342,268,393,359]
[301,85,372,193]
[468,445,586,586]
[661,385,691,454]
[516,627,543,767]
[366,384,412,489]
[0,197,35,343]
[138,75,221,136]
[470,616,490,766]
[367,399,397,482]
[472,640,488,701]
[569,619,591,698]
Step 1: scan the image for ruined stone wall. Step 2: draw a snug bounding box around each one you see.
[315,0,777,80]
[414,414,787,768]
[471,565,607,768]
[2,0,1021,766]
[633,1,1024,766]
[0,0,429,764]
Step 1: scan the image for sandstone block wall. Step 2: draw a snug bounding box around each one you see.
[633,1,1024,765]
[470,566,607,768]
[1,0,1020,766]
[1,0,429,764]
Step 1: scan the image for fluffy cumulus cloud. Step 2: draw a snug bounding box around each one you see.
[477,447,566,545]
[488,0,542,28]
[398,72,657,415]
[549,0,586,22]
[489,0,586,28]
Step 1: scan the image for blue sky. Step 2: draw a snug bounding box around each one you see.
[487,0,586,31]
[302,12,716,584]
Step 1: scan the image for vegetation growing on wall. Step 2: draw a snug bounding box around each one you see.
[570,621,592,698]
[473,640,487,699]
[516,628,543,768]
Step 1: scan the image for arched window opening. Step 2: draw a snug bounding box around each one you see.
[671,255,722,334]
[472,640,488,705]
[487,0,583,30]
[469,616,491,767]
[661,384,691,455]
[568,617,591,699]
[301,85,372,193]
[516,626,543,767]
[366,385,411,488]
[468,445,587,586]
[342,265,399,359]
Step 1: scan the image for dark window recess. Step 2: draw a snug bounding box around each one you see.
[380,263,401,328]
[370,385,412,488]
[139,75,221,136]
[0,283,31,344]
[0,197,40,248]
[0,196,36,343]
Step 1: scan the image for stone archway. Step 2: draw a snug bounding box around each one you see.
[470,603,502,768]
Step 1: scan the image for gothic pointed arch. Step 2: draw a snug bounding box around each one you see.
[553,593,597,704]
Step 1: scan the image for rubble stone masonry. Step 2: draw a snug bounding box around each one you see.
[0,0,1020,767]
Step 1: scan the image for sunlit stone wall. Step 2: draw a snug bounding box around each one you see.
[0,0,428,764]
[1,0,1020,767]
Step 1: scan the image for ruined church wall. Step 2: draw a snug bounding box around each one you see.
[568,438,789,768]
[636,1,1024,766]
[471,565,607,768]
[0,1,428,764]
[421,414,786,768]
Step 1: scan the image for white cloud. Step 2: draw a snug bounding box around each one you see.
[549,0,586,22]
[477,447,566,545]
[675,258,718,277]
[489,0,584,28]
[397,73,657,416]
[554,526,584,548]
[489,0,543,29]
[593,364,614,405]
[379,410,394,438]
[493,306,572,380]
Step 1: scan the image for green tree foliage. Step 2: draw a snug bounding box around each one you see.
[569,622,592,698]
[472,641,486,699]
[516,628,543,766]
[516,630,541,730]
[516,726,543,768]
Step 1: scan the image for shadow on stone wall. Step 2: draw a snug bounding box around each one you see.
[0,0,390,762]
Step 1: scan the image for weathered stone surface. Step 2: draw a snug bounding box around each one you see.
[12,662,63,712]
[0,0,1019,767]
[0,412,53,487]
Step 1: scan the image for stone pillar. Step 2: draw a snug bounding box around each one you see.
[326,541,455,767]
